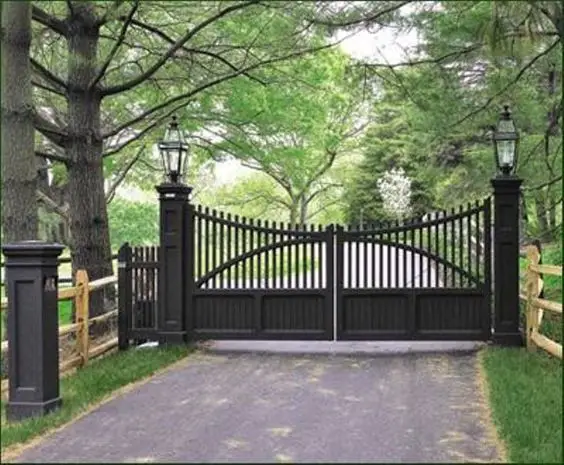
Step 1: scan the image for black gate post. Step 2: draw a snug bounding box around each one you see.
[157,182,192,344]
[117,242,132,350]
[491,176,523,345]
[2,241,64,421]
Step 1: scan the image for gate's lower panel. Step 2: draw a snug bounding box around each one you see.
[337,288,489,341]
[190,289,333,340]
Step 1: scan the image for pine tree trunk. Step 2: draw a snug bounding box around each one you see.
[1,1,37,242]
[65,3,112,318]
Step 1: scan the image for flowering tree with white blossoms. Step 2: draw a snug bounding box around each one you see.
[376,167,413,220]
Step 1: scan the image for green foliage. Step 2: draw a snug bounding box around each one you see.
[343,0,562,235]
[107,199,158,249]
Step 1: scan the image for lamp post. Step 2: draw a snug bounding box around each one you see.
[493,105,519,176]
[156,116,192,344]
[491,105,523,346]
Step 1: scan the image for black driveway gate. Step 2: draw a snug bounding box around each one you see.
[336,199,492,340]
[119,199,492,344]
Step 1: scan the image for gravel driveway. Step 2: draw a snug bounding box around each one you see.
[11,344,503,463]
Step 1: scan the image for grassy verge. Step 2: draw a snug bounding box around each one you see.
[1,345,190,454]
[481,348,562,463]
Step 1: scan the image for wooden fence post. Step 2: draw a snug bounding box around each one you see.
[525,245,542,351]
[75,270,90,366]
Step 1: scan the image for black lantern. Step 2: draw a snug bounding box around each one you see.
[493,105,519,176]
[158,115,189,183]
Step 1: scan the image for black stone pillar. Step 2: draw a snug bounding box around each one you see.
[157,183,191,344]
[3,241,64,421]
[491,176,523,346]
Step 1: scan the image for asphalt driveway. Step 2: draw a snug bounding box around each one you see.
[11,345,502,463]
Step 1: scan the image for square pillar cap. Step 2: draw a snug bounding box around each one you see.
[156,182,192,199]
[491,175,523,189]
[2,241,65,258]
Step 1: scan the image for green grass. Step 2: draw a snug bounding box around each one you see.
[1,345,190,453]
[481,347,562,464]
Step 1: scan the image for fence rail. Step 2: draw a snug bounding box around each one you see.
[520,245,562,359]
[1,270,118,396]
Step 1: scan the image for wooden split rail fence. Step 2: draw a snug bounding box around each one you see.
[520,244,562,359]
[1,270,118,396]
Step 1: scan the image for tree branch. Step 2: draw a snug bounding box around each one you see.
[36,189,69,219]
[32,80,66,96]
[523,175,563,192]
[33,111,68,147]
[30,58,67,90]
[450,39,560,129]
[311,1,410,27]
[100,1,258,96]
[31,5,68,36]
[103,41,335,138]
[124,16,267,86]
[90,1,139,89]
[102,100,191,158]
[35,150,70,164]
[105,145,145,203]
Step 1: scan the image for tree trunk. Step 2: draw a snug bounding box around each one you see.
[1,1,37,242]
[66,3,112,318]
[289,201,299,225]
[533,193,549,241]
[299,195,308,226]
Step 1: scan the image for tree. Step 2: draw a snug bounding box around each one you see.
[26,1,335,315]
[377,168,412,220]
[198,49,369,224]
[1,1,37,242]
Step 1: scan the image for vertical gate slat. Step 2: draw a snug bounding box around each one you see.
[196,205,201,284]
[307,224,312,288]
[234,215,240,289]
[371,224,376,288]
[211,210,217,289]
[303,225,309,289]
[227,213,233,289]
[257,219,262,289]
[467,204,472,288]
[219,211,225,289]
[379,225,384,288]
[264,220,270,289]
[317,224,323,289]
[442,210,448,288]
[475,201,481,283]
[394,219,400,288]
[132,248,137,330]
[286,223,294,289]
[362,227,373,289]
[354,224,360,288]
[410,221,415,288]
[204,207,210,289]
[450,207,456,287]
[401,220,407,287]
[243,216,248,289]
[458,205,464,287]
[280,222,285,288]
[272,221,281,289]
[426,216,431,288]
[434,212,440,287]
[151,245,156,329]
[249,217,254,289]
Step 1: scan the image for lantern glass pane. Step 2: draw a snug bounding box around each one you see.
[497,140,515,167]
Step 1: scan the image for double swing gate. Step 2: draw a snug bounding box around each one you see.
[119,198,492,343]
